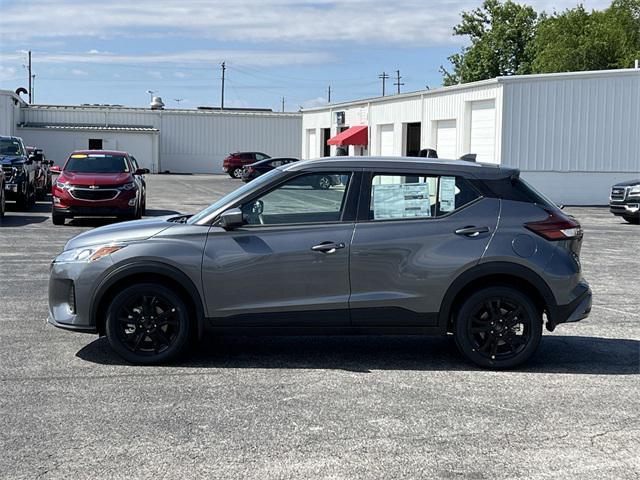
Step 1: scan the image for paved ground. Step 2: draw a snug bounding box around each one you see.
[0,174,638,479]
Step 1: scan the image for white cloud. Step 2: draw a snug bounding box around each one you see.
[71,68,88,76]
[0,66,18,82]
[174,71,190,79]
[147,70,163,79]
[0,0,614,47]
[299,96,328,109]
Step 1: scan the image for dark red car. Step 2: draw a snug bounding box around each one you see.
[222,152,270,179]
[50,150,148,225]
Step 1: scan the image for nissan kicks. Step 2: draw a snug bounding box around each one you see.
[48,157,592,369]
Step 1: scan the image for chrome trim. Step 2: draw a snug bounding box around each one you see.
[610,186,627,202]
[69,186,120,202]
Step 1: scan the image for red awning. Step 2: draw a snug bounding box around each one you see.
[327,125,368,146]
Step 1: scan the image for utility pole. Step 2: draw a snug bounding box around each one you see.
[281,97,285,112]
[327,85,331,103]
[28,51,32,103]
[378,71,389,97]
[394,70,404,95]
[220,61,226,109]
[31,74,36,103]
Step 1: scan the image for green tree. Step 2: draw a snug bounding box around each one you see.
[529,0,640,73]
[440,0,538,85]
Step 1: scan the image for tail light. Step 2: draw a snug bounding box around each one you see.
[525,210,582,241]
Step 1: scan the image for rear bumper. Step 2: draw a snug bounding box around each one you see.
[547,284,592,331]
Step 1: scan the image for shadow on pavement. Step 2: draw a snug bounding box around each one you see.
[0,200,52,226]
[76,334,640,375]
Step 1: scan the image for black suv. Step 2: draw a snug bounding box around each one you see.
[0,136,36,210]
[610,180,640,224]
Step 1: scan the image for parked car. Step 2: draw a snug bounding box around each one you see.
[241,157,298,182]
[48,156,591,368]
[26,146,54,200]
[223,152,270,179]
[50,150,148,225]
[609,179,640,224]
[0,162,4,218]
[0,136,37,210]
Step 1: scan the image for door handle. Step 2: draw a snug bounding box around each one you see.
[454,226,490,237]
[311,242,346,254]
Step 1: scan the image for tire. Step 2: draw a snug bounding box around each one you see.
[231,167,243,179]
[140,196,146,216]
[315,175,332,190]
[16,188,29,211]
[622,215,639,224]
[51,211,65,225]
[135,199,143,219]
[36,187,45,201]
[454,286,542,369]
[105,283,191,365]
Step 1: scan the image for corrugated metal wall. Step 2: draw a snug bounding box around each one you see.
[501,71,640,172]
[20,106,302,173]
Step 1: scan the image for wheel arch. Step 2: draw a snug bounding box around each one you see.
[91,261,206,338]
[439,262,556,332]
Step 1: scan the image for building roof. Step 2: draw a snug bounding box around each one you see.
[18,123,159,133]
[302,68,640,112]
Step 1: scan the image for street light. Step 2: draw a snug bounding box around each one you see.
[146,90,155,103]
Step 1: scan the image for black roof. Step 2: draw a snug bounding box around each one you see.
[284,156,519,179]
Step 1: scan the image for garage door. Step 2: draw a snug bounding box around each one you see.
[436,120,457,159]
[470,100,496,163]
[306,129,317,159]
[378,124,394,156]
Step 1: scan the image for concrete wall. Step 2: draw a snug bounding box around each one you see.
[0,90,23,136]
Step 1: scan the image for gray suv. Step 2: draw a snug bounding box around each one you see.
[48,157,592,369]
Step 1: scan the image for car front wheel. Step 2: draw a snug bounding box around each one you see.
[622,215,639,224]
[105,283,191,364]
[231,167,243,179]
[454,286,542,369]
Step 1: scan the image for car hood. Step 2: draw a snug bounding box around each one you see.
[64,215,177,250]
[60,171,132,186]
[0,155,26,165]
[613,179,640,187]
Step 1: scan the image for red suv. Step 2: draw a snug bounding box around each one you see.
[222,152,270,179]
[50,150,148,225]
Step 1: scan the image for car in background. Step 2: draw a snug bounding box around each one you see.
[50,150,148,225]
[223,152,270,179]
[47,156,591,369]
[26,146,54,200]
[609,180,640,224]
[241,157,298,182]
[0,136,37,210]
[0,162,4,217]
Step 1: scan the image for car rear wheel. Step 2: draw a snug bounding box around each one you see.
[622,215,639,224]
[454,286,542,369]
[105,283,191,365]
[0,184,5,217]
[231,167,243,179]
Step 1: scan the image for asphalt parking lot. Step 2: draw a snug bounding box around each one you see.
[0,174,638,479]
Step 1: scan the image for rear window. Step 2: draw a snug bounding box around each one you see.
[476,177,558,209]
[65,154,130,173]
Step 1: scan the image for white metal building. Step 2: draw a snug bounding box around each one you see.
[0,91,302,173]
[302,69,640,205]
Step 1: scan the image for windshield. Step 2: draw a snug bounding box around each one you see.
[65,154,130,173]
[0,139,24,156]
[188,168,283,224]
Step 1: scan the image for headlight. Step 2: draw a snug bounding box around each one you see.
[54,244,125,263]
[55,181,69,189]
[121,182,136,191]
[629,185,640,196]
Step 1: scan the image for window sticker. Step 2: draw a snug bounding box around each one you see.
[439,176,456,212]
[373,182,431,219]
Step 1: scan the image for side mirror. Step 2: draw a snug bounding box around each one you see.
[135,168,150,175]
[219,208,244,229]
[50,165,61,174]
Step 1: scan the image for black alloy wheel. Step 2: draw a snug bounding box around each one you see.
[454,287,542,369]
[106,283,190,364]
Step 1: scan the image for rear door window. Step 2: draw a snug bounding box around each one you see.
[368,174,480,220]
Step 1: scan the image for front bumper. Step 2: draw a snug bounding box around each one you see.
[609,202,639,217]
[4,180,27,200]
[47,256,113,334]
[53,205,135,218]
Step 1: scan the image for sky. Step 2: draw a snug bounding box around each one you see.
[0,0,611,111]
